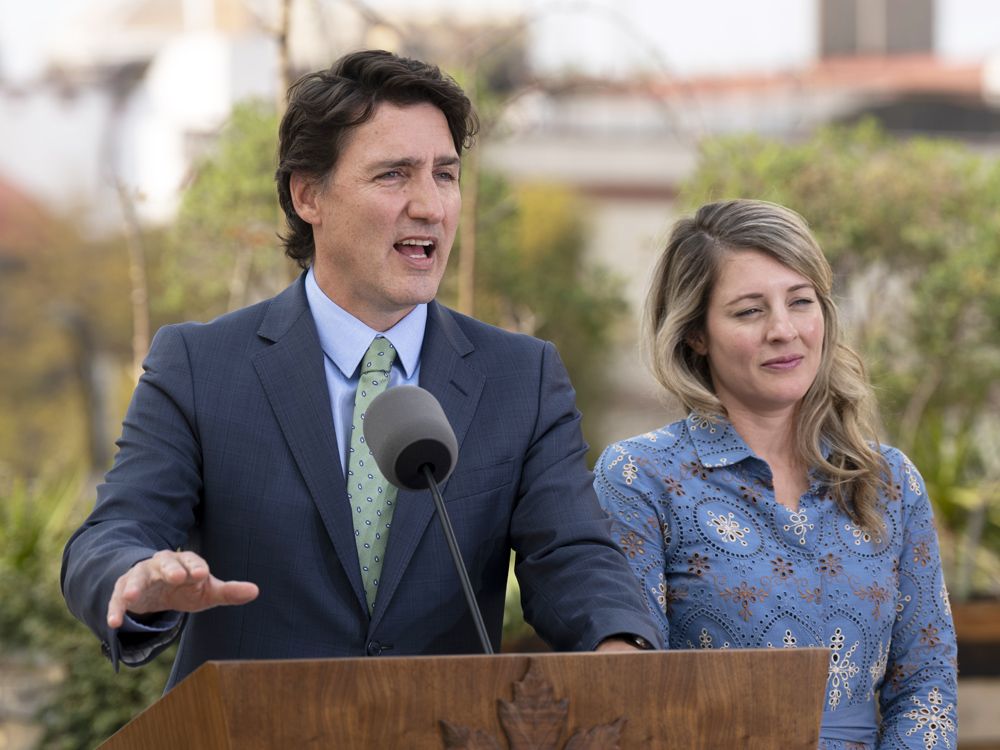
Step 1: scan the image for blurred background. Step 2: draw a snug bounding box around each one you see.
[1,0,999,747]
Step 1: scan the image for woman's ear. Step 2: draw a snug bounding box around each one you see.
[289,173,322,225]
[687,331,708,356]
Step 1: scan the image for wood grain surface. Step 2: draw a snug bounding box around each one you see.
[99,649,827,749]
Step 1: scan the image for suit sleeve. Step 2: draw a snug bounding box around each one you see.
[61,325,202,669]
[877,452,958,749]
[508,342,662,651]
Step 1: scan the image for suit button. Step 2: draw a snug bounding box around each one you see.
[366,640,383,656]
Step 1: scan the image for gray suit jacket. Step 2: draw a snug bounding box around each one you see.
[61,276,659,690]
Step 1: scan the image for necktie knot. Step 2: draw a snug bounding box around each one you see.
[360,337,396,375]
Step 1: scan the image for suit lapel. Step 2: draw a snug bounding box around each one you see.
[371,302,486,626]
[251,277,368,613]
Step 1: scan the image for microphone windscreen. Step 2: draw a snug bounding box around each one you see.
[363,386,458,490]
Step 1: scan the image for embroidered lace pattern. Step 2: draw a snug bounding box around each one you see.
[595,415,958,750]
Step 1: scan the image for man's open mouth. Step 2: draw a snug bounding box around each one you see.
[395,238,435,259]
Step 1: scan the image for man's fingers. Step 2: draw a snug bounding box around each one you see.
[107,574,131,628]
[173,551,210,579]
[152,550,208,585]
[106,552,197,626]
[107,560,152,627]
[215,580,259,606]
[106,552,258,627]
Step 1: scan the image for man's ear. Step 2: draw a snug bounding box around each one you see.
[687,331,708,356]
[289,173,322,225]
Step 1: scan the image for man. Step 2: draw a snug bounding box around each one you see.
[61,50,659,691]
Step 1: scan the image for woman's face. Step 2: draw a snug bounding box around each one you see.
[690,249,825,420]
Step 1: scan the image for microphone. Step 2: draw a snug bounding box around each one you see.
[364,386,494,655]
[363,385,458,490]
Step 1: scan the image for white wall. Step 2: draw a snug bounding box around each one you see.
[130,32,276,222]
[0,88,113,226]
[936,0,1000,61]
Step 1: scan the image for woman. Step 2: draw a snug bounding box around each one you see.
[596,199,957,749]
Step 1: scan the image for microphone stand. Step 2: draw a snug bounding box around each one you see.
[421,464,494,655]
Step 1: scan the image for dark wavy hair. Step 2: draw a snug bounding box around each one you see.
[275,49,479,268]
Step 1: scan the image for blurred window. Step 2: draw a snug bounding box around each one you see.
[821,0,933,57]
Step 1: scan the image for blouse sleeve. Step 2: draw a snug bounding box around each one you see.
[593,441,672,648]
[877,451,959,749]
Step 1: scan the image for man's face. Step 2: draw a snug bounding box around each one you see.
[295,101,461,331]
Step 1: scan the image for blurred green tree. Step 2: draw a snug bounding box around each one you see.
[163,101,295,322]
[0,472,174,749]
[0,196,137,477]
[683,121,1000,597]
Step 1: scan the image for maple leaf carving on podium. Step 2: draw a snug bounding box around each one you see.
[496,665,568,747]
[439,662,626,750]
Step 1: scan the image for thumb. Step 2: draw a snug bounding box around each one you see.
[210,579,259,606]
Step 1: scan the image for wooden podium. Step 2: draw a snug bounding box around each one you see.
[98,649,827,749]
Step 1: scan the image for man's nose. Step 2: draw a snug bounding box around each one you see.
[407,173,446,223]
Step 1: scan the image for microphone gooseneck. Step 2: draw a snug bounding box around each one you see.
[421,464,494,655]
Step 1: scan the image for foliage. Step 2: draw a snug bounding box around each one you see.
[36,635,175,750]
[682,121,1000,596]
[0,473,84,648]
[163,100,296,321]
[0,472,174,749]
[0,209,136,476]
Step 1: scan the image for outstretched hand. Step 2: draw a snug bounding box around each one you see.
[106,550,259,629]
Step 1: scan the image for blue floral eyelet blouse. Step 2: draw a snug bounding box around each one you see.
[595,414,958,750]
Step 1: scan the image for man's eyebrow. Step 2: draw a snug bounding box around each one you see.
[368,156,461,170]
[369,157,420,170]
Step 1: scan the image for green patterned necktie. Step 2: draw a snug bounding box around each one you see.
[348,336,398,613]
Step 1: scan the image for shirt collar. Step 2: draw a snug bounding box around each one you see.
[685,412,833,469]
[304,267,425,379]
[685,413,754,468]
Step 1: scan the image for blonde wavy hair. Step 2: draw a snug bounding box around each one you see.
[644,199,887,532]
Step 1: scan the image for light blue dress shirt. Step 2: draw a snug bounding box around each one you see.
[304,267,425,473]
